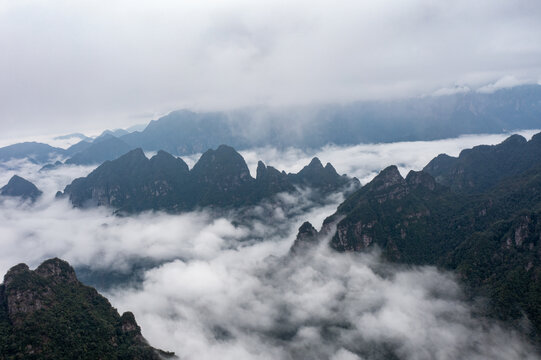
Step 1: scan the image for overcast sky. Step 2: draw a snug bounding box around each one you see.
[1,0,541,138]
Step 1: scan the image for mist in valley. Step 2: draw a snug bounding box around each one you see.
[1,132,540,359]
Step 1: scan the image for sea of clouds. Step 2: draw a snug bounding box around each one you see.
[1,130,540,359]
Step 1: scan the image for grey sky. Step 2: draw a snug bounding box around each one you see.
[1,0,541,138]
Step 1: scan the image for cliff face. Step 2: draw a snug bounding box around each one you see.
[307,132,541,336]
[0,258,170,359]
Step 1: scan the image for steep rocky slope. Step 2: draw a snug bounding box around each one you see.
[0,258,172,359]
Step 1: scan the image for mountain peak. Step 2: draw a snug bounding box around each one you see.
[256,160,267,179]
[369,165,404,190]
[216,144,237,153]
[122,147,146,159]
[290,221,319,254]
[324,162,338,175]
[1,175,42,201]
[405,170,437,191]
[500,134,527,147]
[35,257,77,284]
[308,157,323,169]
[192,145,251,180]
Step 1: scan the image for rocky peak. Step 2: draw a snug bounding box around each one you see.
[369,165,405,191]
[256,161,267,180]
[405,170,437,191]
[1,175,42,201]
[531,132,541,144]
[191,145,253,184]
[297,157,324,175]
[308,157,324,169]
[423,153,456,173]
[298,221,318,239]
[3,263,30,287]
[120,311,142,334]
[35,258,78,284]
[290,221,319,254]
[324,162,339,176]
[150,150,189,174]
[120,148,147,163]
[500,134,527,148]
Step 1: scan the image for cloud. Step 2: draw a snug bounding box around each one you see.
[1,133,540,358]
[1,1,541,137]
[432,85,471,96]
[107,239,538,360]
[477,75,536,93]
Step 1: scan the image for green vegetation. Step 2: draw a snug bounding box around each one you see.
[0,258,166,360]
[323,133,541,336]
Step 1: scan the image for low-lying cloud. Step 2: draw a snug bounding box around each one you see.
[109,242,538,360]
[1,132,540,358]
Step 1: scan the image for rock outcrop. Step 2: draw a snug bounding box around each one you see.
[0,258,172,359]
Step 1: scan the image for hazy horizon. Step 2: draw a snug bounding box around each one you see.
[2,1,541,138]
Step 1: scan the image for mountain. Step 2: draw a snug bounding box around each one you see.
[1,175,42,201]
[424,133,541,193]
[0,142,65,164]
[65,140,93,156]
[63,148,193,212]
[65,136,134,165]
[289,221,319,255]
[60,145,358,213]
[299,132,541,335]
[115,85,541,155]
[287,157,352,191]
[0,258,172,359]
[53,133,90,141]
[99,129,130,139]
[190,145,255,207]
[120,110,239,155]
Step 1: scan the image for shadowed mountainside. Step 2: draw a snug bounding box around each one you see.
[59,145,359,213]
[295,132,541,336]
[1,175,42,201]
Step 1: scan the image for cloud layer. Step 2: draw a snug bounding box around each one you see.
[1,0,541,137]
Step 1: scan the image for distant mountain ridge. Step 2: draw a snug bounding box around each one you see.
[0,142,66,164]
[1,84,540,163]
[59,145,359,213]
[117,85,541,155]
[65,135,134,165]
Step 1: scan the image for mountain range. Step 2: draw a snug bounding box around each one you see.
[2,85,541,164]
[293,131,541,337]
[59,145,358,213]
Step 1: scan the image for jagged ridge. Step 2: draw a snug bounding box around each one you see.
[60,145,359,213]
